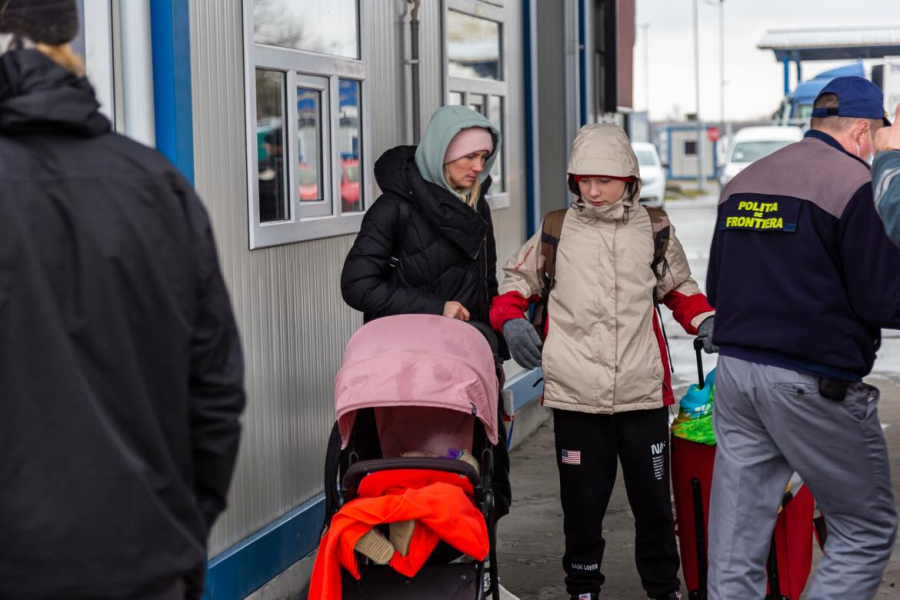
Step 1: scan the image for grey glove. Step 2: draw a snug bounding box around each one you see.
[697,317,719,354]
[502,318,543,369]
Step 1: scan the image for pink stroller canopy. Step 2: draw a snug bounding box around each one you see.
[334,315,500,452]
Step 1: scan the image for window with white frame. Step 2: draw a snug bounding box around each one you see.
[245,0,368,249]
[445,2,508,208]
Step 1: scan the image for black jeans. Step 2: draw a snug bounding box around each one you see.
[553,407,680,598]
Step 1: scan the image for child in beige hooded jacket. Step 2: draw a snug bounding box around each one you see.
[490,124,716,600]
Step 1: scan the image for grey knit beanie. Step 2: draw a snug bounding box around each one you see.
[0,0,79,45]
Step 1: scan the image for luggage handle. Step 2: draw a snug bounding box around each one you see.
[694,338,705,390]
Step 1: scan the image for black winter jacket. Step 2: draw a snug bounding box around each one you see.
[341,145,500,328]
[0,51,245,599]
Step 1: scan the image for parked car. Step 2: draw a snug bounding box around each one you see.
[632,142,666,208]
[719,126,803,187]
[341,158,360,211]
[298,162,319,201]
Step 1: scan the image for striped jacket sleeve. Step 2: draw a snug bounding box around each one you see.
[873,150,900,248]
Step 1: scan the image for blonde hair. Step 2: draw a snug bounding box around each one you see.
[35,42,84,77]
[442,164,481,208]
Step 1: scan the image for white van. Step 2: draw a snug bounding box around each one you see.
[632,142,666,207]
[719,126,803,187]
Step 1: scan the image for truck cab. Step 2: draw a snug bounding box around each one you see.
[775,62,867,128]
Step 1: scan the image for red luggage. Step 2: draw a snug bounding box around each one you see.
[671,437,815,599]
[671,341,816,599]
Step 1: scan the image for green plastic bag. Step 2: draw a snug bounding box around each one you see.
[671,369,717,446]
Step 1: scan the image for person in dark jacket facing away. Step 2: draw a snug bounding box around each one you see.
[341,105,510,517]
[0,3,245,599]
[706,77,900,599]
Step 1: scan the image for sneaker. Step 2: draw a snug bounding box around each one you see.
[569,594,599,600]
[650,592,682,600]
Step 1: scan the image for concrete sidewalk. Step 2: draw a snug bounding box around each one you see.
[496,378,900,600]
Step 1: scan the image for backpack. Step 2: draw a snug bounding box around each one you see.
[530,205,671,339]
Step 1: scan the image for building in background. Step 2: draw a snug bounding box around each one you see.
[72,2,633,597]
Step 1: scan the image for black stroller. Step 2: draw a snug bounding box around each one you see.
[319,314,510,599]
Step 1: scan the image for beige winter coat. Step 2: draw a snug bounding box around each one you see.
[498,124,714,413]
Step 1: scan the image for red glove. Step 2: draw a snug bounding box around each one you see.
[489,291,534,331]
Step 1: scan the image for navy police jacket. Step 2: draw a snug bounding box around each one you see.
[707,130,900,381]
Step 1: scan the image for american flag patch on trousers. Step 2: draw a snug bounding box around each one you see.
[561,449,581,465]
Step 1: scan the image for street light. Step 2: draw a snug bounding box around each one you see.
[717,0,725,136]
[705,0,725,171]
[641,23,650,115]
[693,0,705,192]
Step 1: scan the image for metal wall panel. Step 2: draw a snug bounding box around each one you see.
[537,0,572,214]
[368,0,411,182]
[489,1,526,270]
[190,0,363,556]
[417,1,444,141]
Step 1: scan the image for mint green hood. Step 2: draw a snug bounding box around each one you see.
[414,105,501,199]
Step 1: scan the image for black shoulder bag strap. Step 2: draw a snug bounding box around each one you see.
[389,199,410,270]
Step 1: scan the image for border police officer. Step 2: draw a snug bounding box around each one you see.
[706,76,900,599]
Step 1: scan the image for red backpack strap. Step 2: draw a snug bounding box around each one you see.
[530,209,567,339]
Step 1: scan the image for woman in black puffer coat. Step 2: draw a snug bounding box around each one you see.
[341,105,501,329]
[340,105,510,519]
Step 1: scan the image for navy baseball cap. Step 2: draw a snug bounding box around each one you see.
[812,76,891,125]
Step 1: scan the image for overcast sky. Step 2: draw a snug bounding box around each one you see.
[634,0,900,122]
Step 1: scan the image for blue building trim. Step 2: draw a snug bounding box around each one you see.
[523,0,539,237]
[204,496,325,600]
[578,0,588,126]
[150,0,195,183]
[782,56,791,97]
[665,123,710,132]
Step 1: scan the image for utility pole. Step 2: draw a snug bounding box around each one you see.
[641,23,650,114]
[719,1,725,131]
[693,0,705,192]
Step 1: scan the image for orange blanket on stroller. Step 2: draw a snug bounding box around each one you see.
[308,469,490,600]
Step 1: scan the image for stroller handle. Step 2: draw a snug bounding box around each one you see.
[341,457,482,499]
[467,320,500,358]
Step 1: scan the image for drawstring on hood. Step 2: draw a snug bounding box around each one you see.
[414,105,501,202]
[573,194,634,224]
